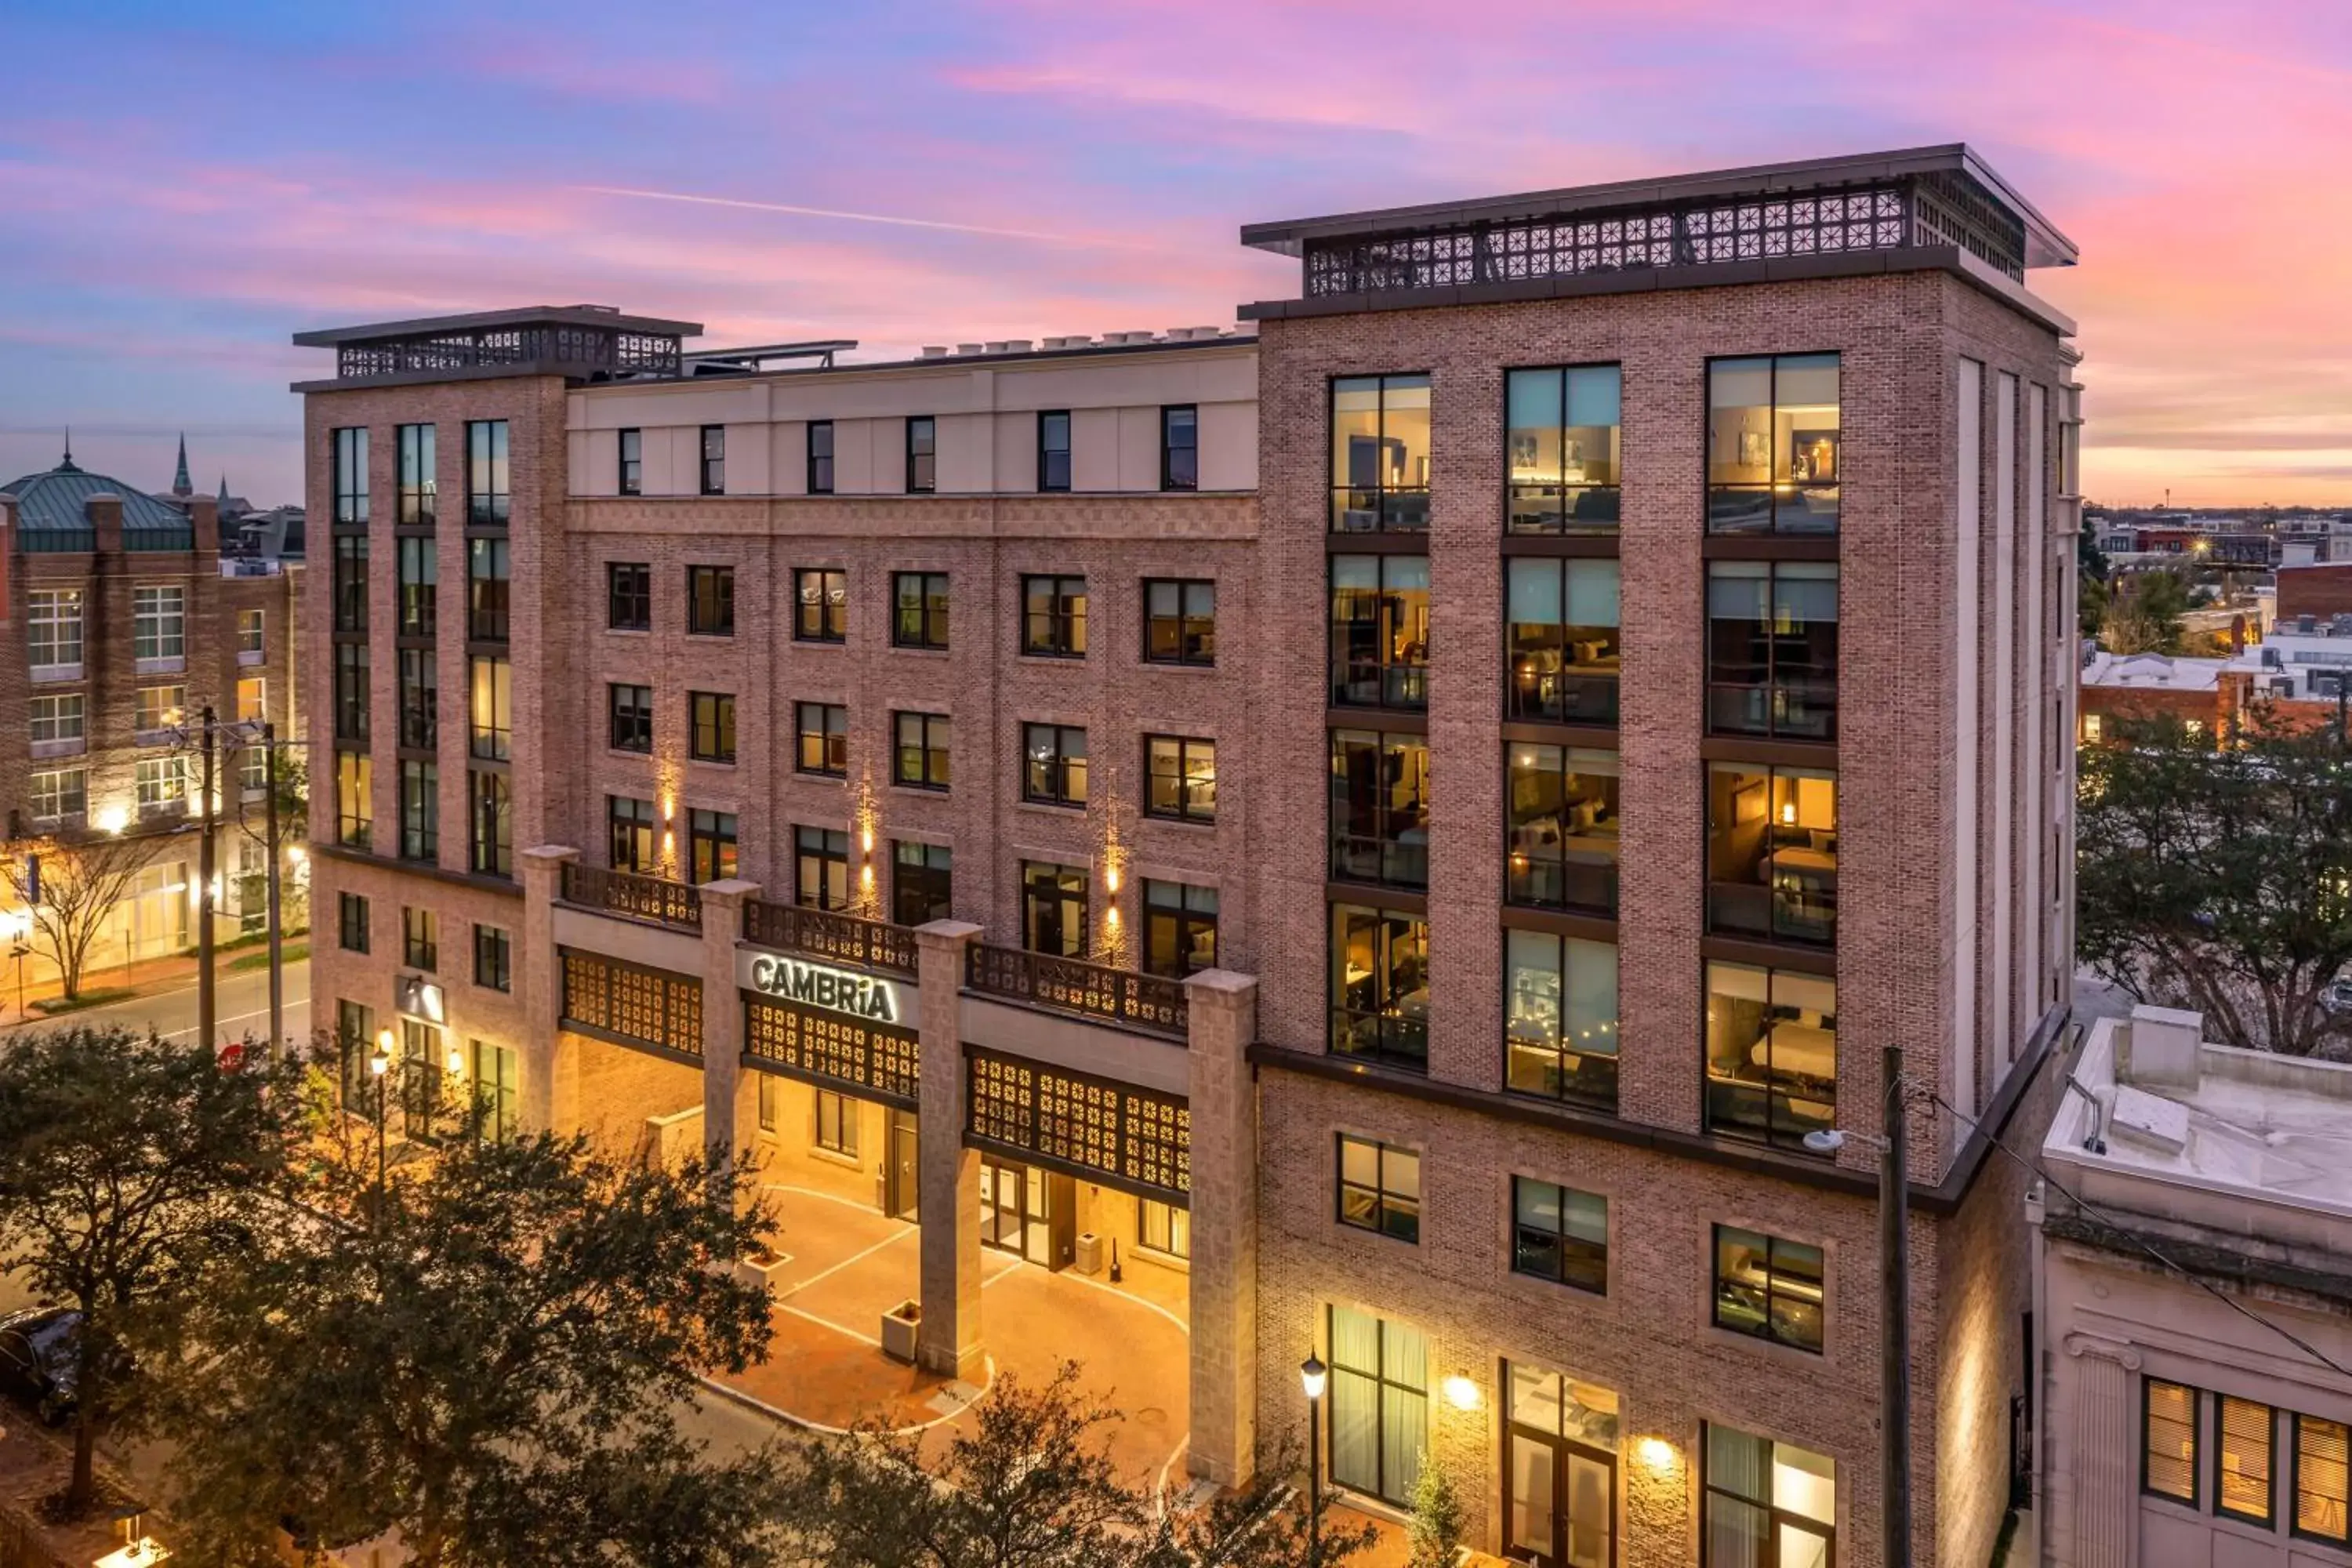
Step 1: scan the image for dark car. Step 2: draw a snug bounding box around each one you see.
[0,1306,83,1425]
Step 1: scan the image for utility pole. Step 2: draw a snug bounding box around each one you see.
[1882,1041,1913,1568]
[263,720,284,1059]
[198,705,217,1051]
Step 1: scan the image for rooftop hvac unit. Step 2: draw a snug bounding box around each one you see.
[2261,646,2281,668]
[2333,614,2352,636]
[2299,615,2319,633]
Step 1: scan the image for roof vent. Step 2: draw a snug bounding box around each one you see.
[1001,339,1033,354]
[956,343,984,356]
[1167,325,1221,341]
[984,341,1011,354]
[920,346,950,359]
[1053,335,1094,350]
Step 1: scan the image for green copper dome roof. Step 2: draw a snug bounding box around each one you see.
[1,455,189,531]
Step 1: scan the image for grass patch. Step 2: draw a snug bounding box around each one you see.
[31,987,137,1017]
[228,943,307,974]
[217,926,309,955]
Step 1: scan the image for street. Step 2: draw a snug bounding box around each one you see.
[0,956,311,1050]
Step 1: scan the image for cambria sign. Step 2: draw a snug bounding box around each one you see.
[746,953,902,1024]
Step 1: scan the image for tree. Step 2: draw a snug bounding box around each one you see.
[2103,568,2189,655]
[2078,715,2352,1058]
[774,1363,1374,1568]
[1406,1455,1465,1568]
[0,1025,300,1515]
[230,748,310,931]
[158,1113,786,1567]
[0,827,166,1000]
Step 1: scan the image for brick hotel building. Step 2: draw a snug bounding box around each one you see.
[299,145,2083,1568]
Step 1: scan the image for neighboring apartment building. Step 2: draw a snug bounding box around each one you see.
[2033,1007,2352,1567]
[0,451,303,971]
[297,143,2082,1567]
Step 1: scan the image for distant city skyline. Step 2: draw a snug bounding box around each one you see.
[2,0,2346,507]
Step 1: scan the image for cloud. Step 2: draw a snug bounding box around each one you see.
[569,185,1145,248]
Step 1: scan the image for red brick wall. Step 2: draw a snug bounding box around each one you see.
[2275,563,2352,624]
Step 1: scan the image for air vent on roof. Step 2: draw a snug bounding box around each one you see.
[2299,615,2318,633]
[956,343,984,356]
[984,341,1010,354]
[920,346,949,359]
[1166,325,1222,341]
[1104,331,1153,345]
[1002,339,1033,354]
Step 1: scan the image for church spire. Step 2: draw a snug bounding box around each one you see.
[217,473,230,506]
[172,432,192,496]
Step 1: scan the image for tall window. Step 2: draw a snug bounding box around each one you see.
[1701,1426,1835,1567]
[1330,903,1428,1070]
[1143,880,1218,978]
[1038,411,1072,492]
[469,656,511,760]
[795,568,848,642]
[1139,1199,1189,1260]
[699,424,726,495]
[332,427,369,524]
[397,649,437,749]
[690,809,739,884]
[2296,1414,2348,1544]
[893,841,953,926]
[1327,1306,1427,1507]
[402,906,438,971]
[795,826,851,910]
[1506,745,1620,916]
[687,565,735,636]
[608,562,652,630]
[1505,365,1621,532]
[1711,1225,1825,1353]
[468,536,511,641]
[1145,735,1215,822]
[1329,729,1428,889]
[1160,405,1199,492]
[397,537,437,637]
[608,683,654,753]
[1330,374,1431,531]
[816,1089,859,1156]
[1143,579,1214,666]
[1022,575,1087,658]
[136,756,188,815]
[894,713,951,790]
[1510,1177,1607,1294]
[1706,764,1838,946]
[334,644,369,742]
[135,684,187,736]
[465,423,509,517]
[469,769,511,877]
[339,892,370,954]
[690,691,736,764]
[332,539,368,634]
[906,416,936,494]
[337,751,372,847]
[2143,1379,2198,1504]
[470,1040,517,1142]
[1335,1134,1418,1243]
[1330,556,1428,709]
[797,702,848,777]
[238,608,265,657]
[1707,354,1842,534]
[1506,558,1619,725]
[807,420,834,494]
[608,796,656,872]
[1504,929,1618,1112]
[132,586,186,663]
[617,428,641,496]
[27,590,82,673]
[29,695,82,750]
[29,768,87,824]
[1705,962,1837,1150]
[893,572,949,649]
[1022,724,1087,808]
[1021,861,1088,957]
[1707,563,1838,740]
[474,924,512,993]
[397,423,436,525]
[2217,1395,2275,1526]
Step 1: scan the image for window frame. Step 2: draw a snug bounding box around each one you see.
[474,924,513,993]
[607,795,656,873]
[617,427,642,496]
[468,535,511,642]
[815,1088,859,1156]
[794,568,848,644]
[2293,1412,2351,1546]
[1329,373,1432,532]
[469,768,513,877]
[807,419,834,495]
[796,702,849,778]
[892,571,950,650]
[332,426,369,524]
[1160,404,1198,492]
[1502,925,1620,1112]
[396,422,436,526]
[1710,1224,1826,1355]
[686,564,735,637]
[796,826,853,911]
[338,891,369,955]
[893,711,952,791]
[1142,878,1218,980]
[1509,1174,1608,1295]
[1021,722,1088,808]
[608,682,655,754]
[688,808,739,885]
[131,585,187,663]
[1329,554,1429,711]
[1334,1132,1420,1244]
[1504,555,1621,727]
[1705,560,1840,741]
[2143,1377,2201,1506]
[607,562,652,631]
[1143,734,1216,823]
[689,691,737,764]
[1704,352,1842,535]
[1503,361,1624,535]
[699,424,726,495]
[1038,410,1073,493]
[402,906,439,972]
[1020,574,1088,659]
[1699,1424,1837,1568]
[892,840,953,927]
[1329,727,1430,891]
[2214,1393,2276,1527]
[1328,902,1429,1073]
[1142,578,1215,667]
[397,758,438,862]
[906,416,936,494]
[465,419,510,525]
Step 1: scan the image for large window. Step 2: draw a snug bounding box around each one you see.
[1505,745,1620,916]
[339,891,370,954]
[1702,1425,1836,1567]
[1144,579,1214,666]
[27,590,82,675]
[2218,1394,2275,1526]
[1143,880,1217,978]
[618,428,641,496]
[136,756,188,815]
[402,906,438,971]
[1161,405,1198,492]
[1330,375,1430,532]
[398,651,436,750]
[608,683,654,753]
[690,691,736,764]
[699,424,726,495]
[336,751,372,847]
[1708,563,1838,740]
[1139,1199,1189,1260]
[332,539,368,635]
[469,536,510,641]
[894,712,951,790]
[816,1089,860,1156]
[906,416,936,493]
[470,769,512,877]
[807,420,834,494]
[1505,365,1622,533]
[1504,929,1618,1112]
[797,702,848,777]
[608,562,652,630]
[893,841,953,927]
[1038,411,1072,492]
[1330,903,1428,1070]
[690,809,739,884]
[1511,1177,1606,1294]
[469,656,511,760]
[795,568,848,642]
[30,768,86,824]
[132,586,186,664]
[1021,861,1088,957]
[466,420,509,524]
[2296,1414,2349,1544]
[1706,764,1838,946]
[2144,1379,2200,1503]
[332,426,369,524]
[397,423,435,525]
[1507,558,1619,725]
[1330,729,1428,889]
[1022,723,1088,808]
[1707,354,1841,534]
[893,572,949,649]
[1705,962,1837,1150]
[608,796,656,873]
[1504,1367,1621,1567]
[333,644,369,742]
[398,760,437,862]
[1145,735,1215,822]
[474,924,512,993]
[795,826,851,909]
[470,1040,517,1143]
[1335,1134,1418,1243]
[1327,1306,1427,1507]
[238,608,265,657]
[136,684,187,737]
[1711,1225,1825,1353]
[1022,575,1087,658]
[1330,555,1428,710]
[688,565,735,636]
[397,537,437,638]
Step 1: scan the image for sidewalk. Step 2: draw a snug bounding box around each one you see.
[0,936,302,1029]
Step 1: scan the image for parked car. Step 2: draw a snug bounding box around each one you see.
[2323,978,2352,1014]
[0,1306,83,1425]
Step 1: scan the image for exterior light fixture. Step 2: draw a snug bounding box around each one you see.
[369,1030,394,1077]
[445,1046,466,1077]
[1637,1437,1677,1469]
[1300,1353,1327,1402]
[1442,1374,1481,1411]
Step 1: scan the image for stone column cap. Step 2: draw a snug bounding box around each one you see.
[1183,967,1259,999]
[916,918,985,944]
[520,844,581,866]
[697,877,761,906]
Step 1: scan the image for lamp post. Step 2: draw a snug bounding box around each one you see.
[1300,1352,1327,1566]
[1803,1040,1911,1568]
[368,1029,394,1199]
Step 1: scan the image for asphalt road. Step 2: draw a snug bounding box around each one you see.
[2,955,311,1050]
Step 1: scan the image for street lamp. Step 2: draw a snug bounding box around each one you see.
[368,1029,394,1197]
[1300,1352,1327,1566]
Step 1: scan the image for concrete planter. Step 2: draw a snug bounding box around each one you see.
[880,1299,921,1363]
[735,1247,789,1292]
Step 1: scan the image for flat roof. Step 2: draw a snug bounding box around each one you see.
[1240,143,2077,270]
[292,304,702,347]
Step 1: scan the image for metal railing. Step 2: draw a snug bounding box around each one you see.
[964,943,1189,1039]
[559,862,702,932]
[18,528,94,554]
[124,524,196,552]
[740,900,917,978]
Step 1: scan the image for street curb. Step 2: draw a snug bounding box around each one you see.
[696,1374,818,1433]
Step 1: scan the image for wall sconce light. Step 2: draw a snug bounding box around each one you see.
[1780,800,1796,826]
[1637,1436,1678,1470]
[1441,1374,1481,1411]
[95,804,129,836]
[445,1046,466,1077]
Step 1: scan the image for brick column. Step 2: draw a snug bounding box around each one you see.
[696,879,760,1166]
[517,845,579,1134]
[1185,967,1260,1486]
[913,919,983,1379]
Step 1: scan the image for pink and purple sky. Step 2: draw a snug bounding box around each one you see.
[1,0,2344,509]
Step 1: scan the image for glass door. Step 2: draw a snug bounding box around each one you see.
[1508,1428,1561,1566]
[887,1111,920,1220]
[980,1157,1024,1252]
[1563,1447,1613,1568]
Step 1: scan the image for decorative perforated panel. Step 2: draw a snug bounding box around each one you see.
[743,996,920,1108]
[966,1048,1190,1204]
[560,949,702,1058]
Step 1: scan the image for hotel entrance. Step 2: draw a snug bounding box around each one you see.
[978,1155,1075,1270]
[743,991,921,1215]
[1501,1363,1620,1568]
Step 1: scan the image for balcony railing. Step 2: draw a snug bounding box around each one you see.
[965,943,1189,1039]
[560,862,702,933]
[741,900,918,979]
